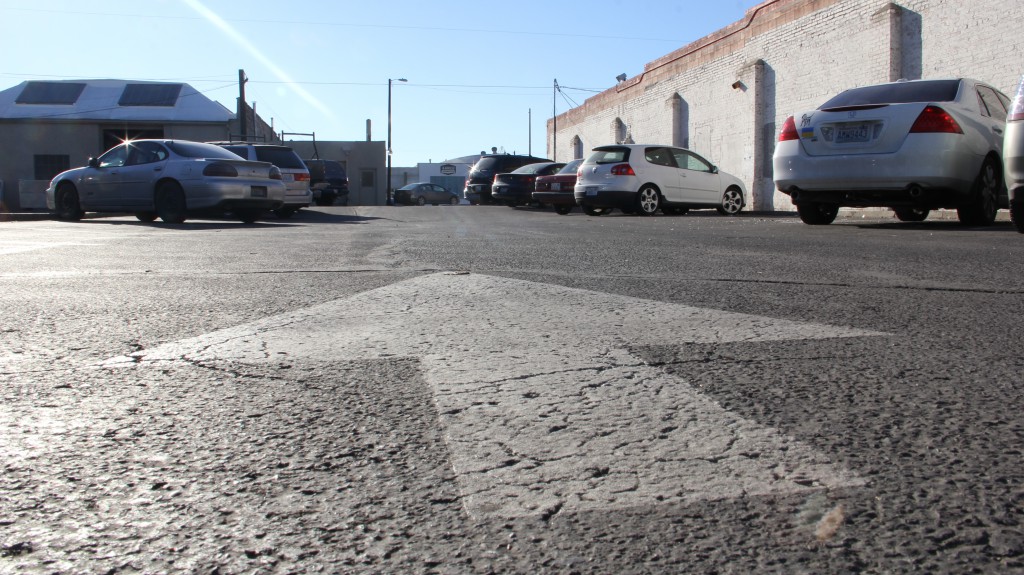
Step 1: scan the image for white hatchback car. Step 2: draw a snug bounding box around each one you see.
[773,78,1011,225]
[574,144,746,216]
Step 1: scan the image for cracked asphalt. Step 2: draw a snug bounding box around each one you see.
[2,206,1023,574]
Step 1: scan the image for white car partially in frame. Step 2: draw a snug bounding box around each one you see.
[773,78,1011,226]
[1004,74,1024,233]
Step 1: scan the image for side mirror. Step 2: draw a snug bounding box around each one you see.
[87,157,99,168]
[711,165,719,174]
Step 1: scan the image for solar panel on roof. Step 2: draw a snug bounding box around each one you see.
[15,82,86,105]
[118,83,182,107]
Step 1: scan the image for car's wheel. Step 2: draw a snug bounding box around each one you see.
[1012,200,1024,234]
[957,157,1000,226]
[274,206,298,218]
[135,211,158,222]
[717,187,744,215]
[416,196,426,206]
[796,202,839,225]
[894,207,929,222]
[54,184,83,221]
[635,186,660,216]
[450,196,459,205]
[554,204,573,215]
[155,181,187,224]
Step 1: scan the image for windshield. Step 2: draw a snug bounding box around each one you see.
[819,79,961,109]
[167,141,244,160]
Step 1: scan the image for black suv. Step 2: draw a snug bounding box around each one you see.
[464,154,550,204]
[304,159,349,206]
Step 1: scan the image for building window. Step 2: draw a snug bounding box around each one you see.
[34,155,70,181]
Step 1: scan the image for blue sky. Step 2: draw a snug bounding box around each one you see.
[1,0,764,166]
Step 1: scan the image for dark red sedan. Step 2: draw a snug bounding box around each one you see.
[533,159,590,215]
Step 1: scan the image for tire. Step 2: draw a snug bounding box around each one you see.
[416,196,426,206]
[1012,200,1024,234]
[450,196,459,206]
[554,204,573,215]
[54,184,83,221]
[635,186,660,216]
[135,211,158,222]
[155,181,187,224]
[894,207,929,222]
[957,157,999,226]
[796,202,839,225]
[717,187,744,215]
[274,206,298,218]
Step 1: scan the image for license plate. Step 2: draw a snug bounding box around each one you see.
[836,123,871,143]
[251,186,267,198]
[282,173,294,182]
[586,187,599,196]
[551,183,561,191]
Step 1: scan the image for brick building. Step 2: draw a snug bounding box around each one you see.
[548,0,1024,211]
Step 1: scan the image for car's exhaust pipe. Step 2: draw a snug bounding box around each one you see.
[909,185,923,199]
[790,190,800,202]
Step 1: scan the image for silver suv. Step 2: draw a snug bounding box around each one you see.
[211,142,312,217]
[1005,75,1024,233]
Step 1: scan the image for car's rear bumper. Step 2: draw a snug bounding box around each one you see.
[773,140,982,205]
[532,191,575,205]
[492,186,533,205]
[574,188,635,209]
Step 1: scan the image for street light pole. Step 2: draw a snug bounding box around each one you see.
[387,78,407,205]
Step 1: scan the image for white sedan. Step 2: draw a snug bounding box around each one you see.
[773,78,1011,225]
[574,144,746,216]
[47,140,287,224]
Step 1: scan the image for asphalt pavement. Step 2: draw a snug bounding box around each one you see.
[1,205,1022,574]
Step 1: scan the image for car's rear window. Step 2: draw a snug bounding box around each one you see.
[512,163,553,174]
[819,79,962,110]
[253,147,306,169]
[588,147,631,164]
[323,161,346,177]
[168,141,242,160]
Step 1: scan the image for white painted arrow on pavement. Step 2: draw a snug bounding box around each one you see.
[105,273,886,519]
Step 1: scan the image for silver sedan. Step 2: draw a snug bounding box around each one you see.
[773,78,1011,225]
[46,139,287,224]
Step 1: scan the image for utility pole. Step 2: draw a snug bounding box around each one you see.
[238,69,248,140]
[553,79,558,162]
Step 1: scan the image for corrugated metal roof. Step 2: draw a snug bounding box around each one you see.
[0,79,234,122]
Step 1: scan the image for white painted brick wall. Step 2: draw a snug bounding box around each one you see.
[550,0,1024,212]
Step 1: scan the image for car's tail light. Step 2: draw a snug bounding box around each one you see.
[910,105,963,134]
[203,163,238,177]
[778,116,799,141]
[269,166,282,180]
[610,163,635,176]
[295,172,311,182]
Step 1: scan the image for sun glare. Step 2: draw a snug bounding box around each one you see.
[181,0,334,119]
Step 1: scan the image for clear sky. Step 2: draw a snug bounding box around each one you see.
[1,0,765,166]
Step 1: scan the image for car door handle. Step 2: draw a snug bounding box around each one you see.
[153,167,162,172]
[993,127,1004,135]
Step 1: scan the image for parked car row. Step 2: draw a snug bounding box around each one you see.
[773,76,1017,228]
[463,147,748,218]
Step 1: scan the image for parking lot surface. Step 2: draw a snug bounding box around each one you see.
[1,206,1023,573]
